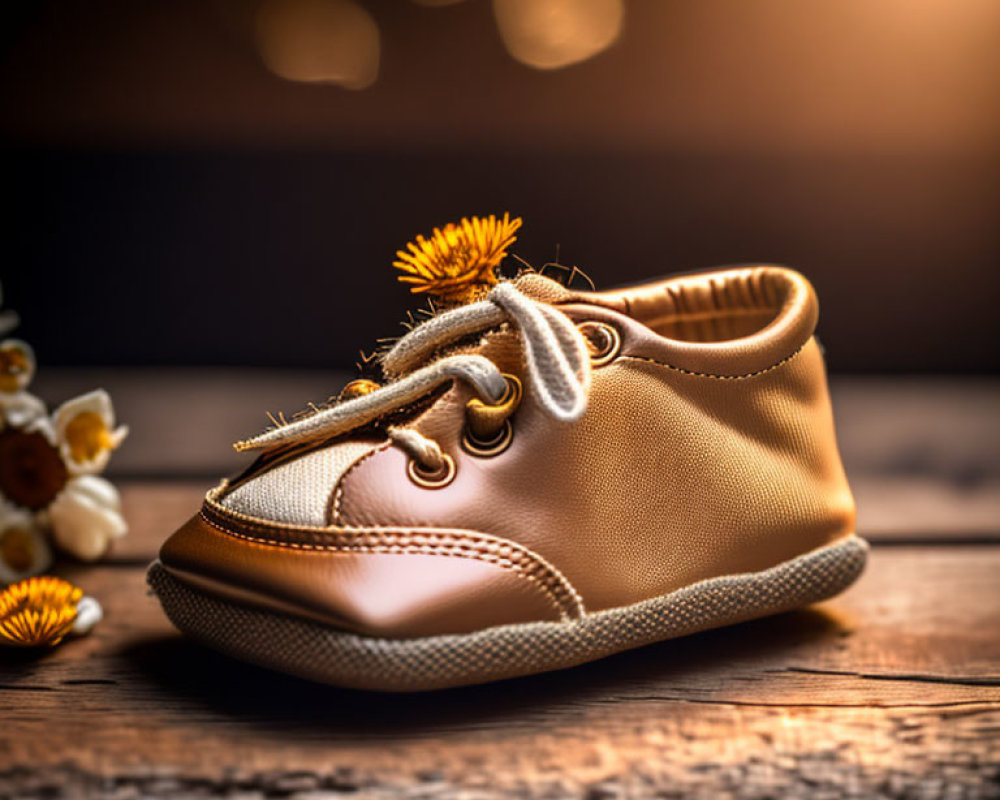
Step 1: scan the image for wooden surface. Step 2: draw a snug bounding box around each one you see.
[2,484,998,799]
[3,377,999,798]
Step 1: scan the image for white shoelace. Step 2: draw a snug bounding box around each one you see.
[234,282,592,456]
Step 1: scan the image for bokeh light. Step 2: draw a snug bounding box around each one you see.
[493,0,624,70]
[255,0,380,89]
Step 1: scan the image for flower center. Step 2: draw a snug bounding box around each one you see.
[64,411,112,465]
[0,576,81,647]
[0,428,68,510]
[0,526,36,572]
[0,346,30,393]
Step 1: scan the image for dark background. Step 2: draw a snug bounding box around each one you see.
[2,0,998,373]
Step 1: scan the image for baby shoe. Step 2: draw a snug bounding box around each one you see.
[149,215,865,691]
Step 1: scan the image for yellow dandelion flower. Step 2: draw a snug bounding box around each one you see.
[393,214,523,305]
[0,575,82,647]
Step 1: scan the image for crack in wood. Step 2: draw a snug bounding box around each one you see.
[775,667,1000,687]
[600,695,1000,710]
[0,685,55,692]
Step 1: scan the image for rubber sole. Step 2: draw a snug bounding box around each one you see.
[147,534,868,692]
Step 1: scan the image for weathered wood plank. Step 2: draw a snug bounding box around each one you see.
[832,377,1000,541]
[113,481,209,563]
[2,547,998,797]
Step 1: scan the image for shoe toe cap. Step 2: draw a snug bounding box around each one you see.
[156,508,566,638]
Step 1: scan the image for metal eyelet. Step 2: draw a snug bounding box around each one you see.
[462,418,514,458]
[407,453,456,489]
[339,379,380,401]
[463,374,521,457]
[578,321,621,366]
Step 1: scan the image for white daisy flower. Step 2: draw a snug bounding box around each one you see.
[53,389,128,476]
[0,402,127,562]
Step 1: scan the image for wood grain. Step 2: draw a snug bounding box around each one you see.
[2,522,998,798]
[113,481,209,562]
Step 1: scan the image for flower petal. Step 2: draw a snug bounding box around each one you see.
[53,389,127,475]
[0,391,46,429]
[21,412,57,444]
[48,480,127,562]
[72,596,103,635]
[64,474,122,512]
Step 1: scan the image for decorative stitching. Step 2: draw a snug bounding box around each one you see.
[328,439,392,526]
[199,513,566,620]
[199,500,584,619]
[199,511,573,620]
[619,341,806,381]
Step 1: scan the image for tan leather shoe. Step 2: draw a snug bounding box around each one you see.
[149,217,865,691]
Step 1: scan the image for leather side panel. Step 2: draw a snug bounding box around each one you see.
[338,336,855,612]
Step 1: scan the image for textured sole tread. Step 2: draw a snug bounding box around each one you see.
[147,534,868,692]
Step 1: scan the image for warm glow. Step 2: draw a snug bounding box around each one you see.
[255,0,380,90]
[493,0,624,70]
